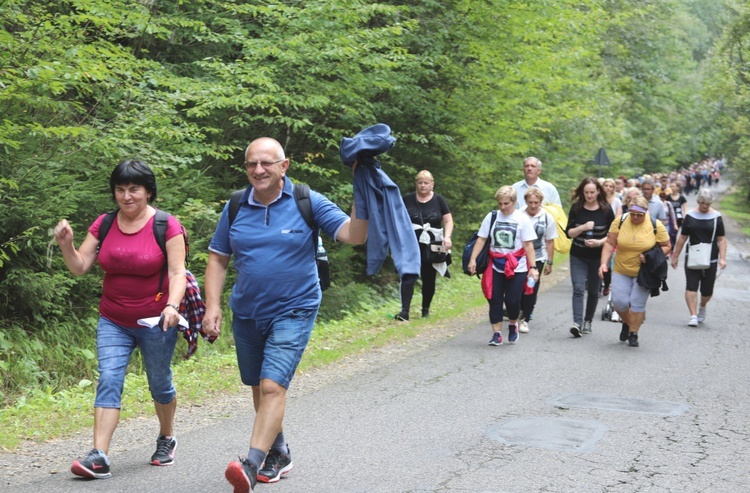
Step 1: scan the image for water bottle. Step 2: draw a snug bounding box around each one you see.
[526,276,536,289]
[585,229,594,239]
[316,236,328,262]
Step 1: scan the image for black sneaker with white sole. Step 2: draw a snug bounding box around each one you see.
[71,449,111,479]
[257,448,293,483]
[151,435,176,466]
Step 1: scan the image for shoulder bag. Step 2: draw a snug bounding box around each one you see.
[686,217,716,270]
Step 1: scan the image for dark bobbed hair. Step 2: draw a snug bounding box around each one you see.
[571,176,609,213]
[109,159,157,203]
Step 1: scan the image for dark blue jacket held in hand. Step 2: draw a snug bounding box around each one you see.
[638,245,669,297]
[340,123,421,277]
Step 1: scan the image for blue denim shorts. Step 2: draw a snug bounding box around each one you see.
[232,308,318,389]
[94,316,177,408]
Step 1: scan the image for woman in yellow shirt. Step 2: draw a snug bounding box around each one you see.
[598,196,671,347]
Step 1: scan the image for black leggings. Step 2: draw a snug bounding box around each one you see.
[685,262,718,297]
[488,269,526,324]
[520,261,544,322]
[399,257,439,314]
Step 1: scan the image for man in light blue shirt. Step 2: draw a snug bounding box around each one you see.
[513,156,562,209]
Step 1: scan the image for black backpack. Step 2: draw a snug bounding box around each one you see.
[462,210,497,278]
[227,184,330,291]
[97,209,189,301]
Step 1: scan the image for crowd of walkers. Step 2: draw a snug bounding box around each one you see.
[52,144,728,489]
[461,155,728,348]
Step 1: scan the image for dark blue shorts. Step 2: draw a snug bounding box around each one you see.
[232,308,318,389]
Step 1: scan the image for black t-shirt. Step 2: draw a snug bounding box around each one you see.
[668,194,688,225]
[402,192,451,229]
[681,210,724,261]
[566,204,615,259]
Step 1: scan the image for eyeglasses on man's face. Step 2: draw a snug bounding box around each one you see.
[244,159,285,169]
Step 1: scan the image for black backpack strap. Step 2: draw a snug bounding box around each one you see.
[488,210,497,247]
[96,210,118,254]
[293,183,315,230]
[228,189,245,226]
[153,209,172,302]
[293,183,318,252]
[153,209,170,258]
[154,209,190,300]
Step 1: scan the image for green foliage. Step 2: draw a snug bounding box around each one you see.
[318,282,386,323]
[0,319,98,403]
[706,2,750,193]
[718,182,750,236]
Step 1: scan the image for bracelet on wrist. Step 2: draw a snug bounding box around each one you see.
[166,303,179,311]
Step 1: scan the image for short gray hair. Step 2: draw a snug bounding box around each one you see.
[696,188,714,204]
[524,156,542,169]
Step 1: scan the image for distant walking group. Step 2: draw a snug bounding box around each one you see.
[461,157,728,349]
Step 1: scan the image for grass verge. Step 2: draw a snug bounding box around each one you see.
[718,185,750,236]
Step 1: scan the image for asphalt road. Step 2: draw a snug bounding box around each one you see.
[5,183,750,493]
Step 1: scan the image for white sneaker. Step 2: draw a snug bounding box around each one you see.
[688,315,698,327]
[519,320,529,333]
[697,306,706,323]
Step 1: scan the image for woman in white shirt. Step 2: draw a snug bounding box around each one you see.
[518,187,558,333]
[468,186,538,346]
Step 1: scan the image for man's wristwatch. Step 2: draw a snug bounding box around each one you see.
[166,303,179,311]
[546,260,553,265]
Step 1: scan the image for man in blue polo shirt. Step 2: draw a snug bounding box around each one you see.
[203,137,367,492]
